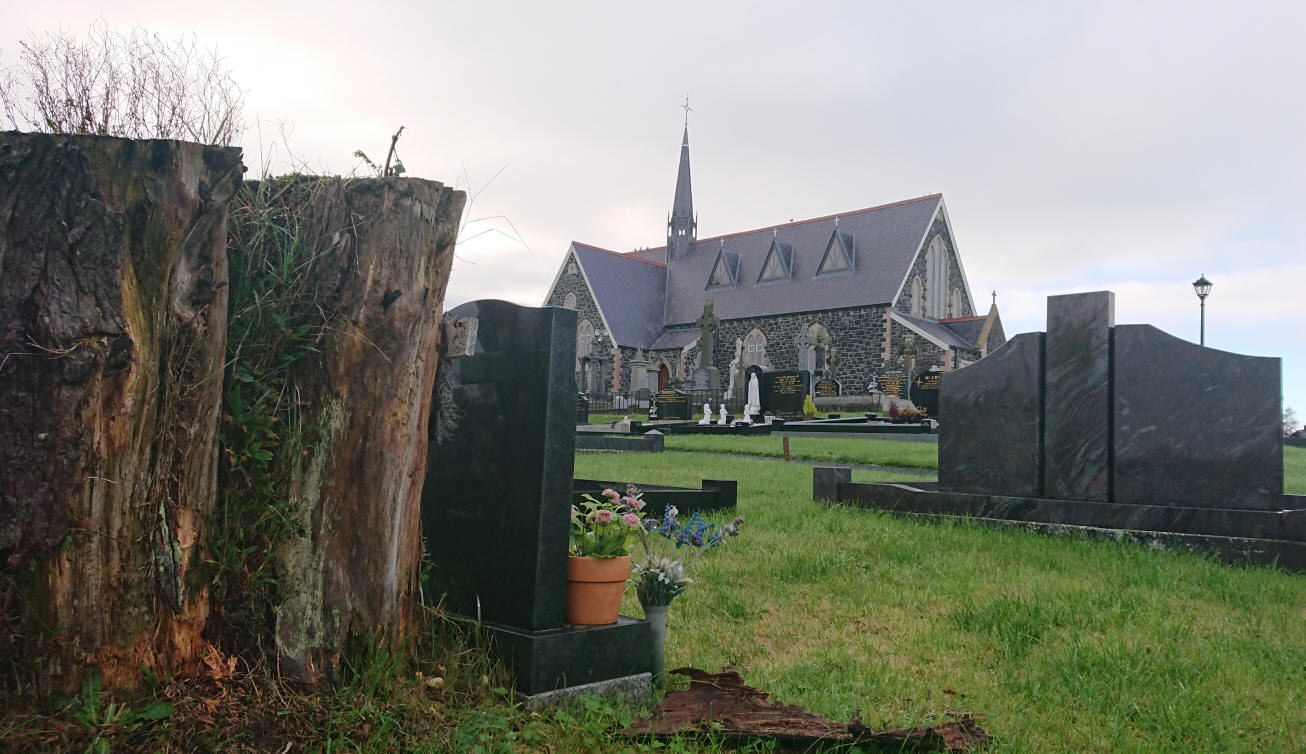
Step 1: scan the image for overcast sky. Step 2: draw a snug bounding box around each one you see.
[4,2,1304,419]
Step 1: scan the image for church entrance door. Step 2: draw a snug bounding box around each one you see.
[657,364,670,391]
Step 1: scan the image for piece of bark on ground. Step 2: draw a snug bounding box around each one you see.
[623,667,989,752]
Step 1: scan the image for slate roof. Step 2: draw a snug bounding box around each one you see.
[893,311,976,350]
[649,329,699,351]
[571,242,667,349]
[661,195,943,325]
[938,316,987,348]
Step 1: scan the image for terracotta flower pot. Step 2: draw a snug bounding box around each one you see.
[565,554,631,625]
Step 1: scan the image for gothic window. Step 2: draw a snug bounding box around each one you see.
[949,288,962,318]
[757,240,793,284]
[576,319,594,365]
[817,231,855,276]
[925,236,949,319]
[743,328,768,367]
[911,276,923,317]
[706,248,740,288]
[563,292,577,310]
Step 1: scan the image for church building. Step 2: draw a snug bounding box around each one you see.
[542,123,1005,398]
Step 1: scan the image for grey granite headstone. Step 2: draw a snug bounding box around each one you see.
[1044,291,1113,502]
[939,332,1044,498]
[1113,324,1282,509]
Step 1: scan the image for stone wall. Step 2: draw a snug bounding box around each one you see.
[543,252,604,386]
[893,215,973,319]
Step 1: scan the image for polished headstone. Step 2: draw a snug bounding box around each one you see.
[652,388,690,420]
[939,332,1044,498]
[761,370,810,420]
[1112,324,1283,510]
[422,300,576,630]
[1044,291,1113,502]
[910,368,942,419]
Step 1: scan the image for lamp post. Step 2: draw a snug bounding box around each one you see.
[1192,274,1212,346]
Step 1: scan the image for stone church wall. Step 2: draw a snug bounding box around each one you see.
[685,303,894,395]
[894,215,972,319]
[543,256,605,388]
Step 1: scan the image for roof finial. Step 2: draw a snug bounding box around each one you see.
[834,216,840,228]
[719,238,725,249]
[682,94,692,128]
[773,228,778,238]
[991,290,997,306]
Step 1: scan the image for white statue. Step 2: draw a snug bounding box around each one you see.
[717,404,728,425]
[698,402,712,425]
[744,373,761,424]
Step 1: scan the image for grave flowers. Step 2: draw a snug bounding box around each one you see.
[566,486,646,625]
[631,501,744,682]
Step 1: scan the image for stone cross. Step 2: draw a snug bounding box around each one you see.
[697,299,719,366]
[795,330,815,372]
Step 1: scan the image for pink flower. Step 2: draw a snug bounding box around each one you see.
[570,505,578,516]
[621,496,644,510]
[602,488,620,502]
[622,513,640,527]
[594,509,614,524]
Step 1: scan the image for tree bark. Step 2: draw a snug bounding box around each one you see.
[0,132,242,692]
[245,177,464,683]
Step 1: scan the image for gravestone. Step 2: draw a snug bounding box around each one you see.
[877,371,907,399]
[941,289,1283,508]
[761,370,811,420]
[910,369,941,418]
[576,394,590,424]
[824,289,1302,572]
[422,300,650,696]
[652,388,690,420]
[814,378,841,398]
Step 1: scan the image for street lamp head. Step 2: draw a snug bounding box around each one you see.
[1192,274,1213,300]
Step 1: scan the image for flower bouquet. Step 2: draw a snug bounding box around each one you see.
[569,486,646,557]
[631,504,743,608]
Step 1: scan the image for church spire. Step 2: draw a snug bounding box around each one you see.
[667,97,696,261]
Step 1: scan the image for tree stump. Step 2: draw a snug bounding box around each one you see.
[0,132,243,692]
[231,177,464,683]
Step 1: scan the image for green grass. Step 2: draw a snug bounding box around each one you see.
[664,434,940,469]
[577,451,1306,753]
[1287,445,1306,494]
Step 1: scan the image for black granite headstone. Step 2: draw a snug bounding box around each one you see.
[761,370,810,420]
[576,394,589,424]
[652,388,689,420]
[910,370,941,418]
[421,300,650,694]
[422,300,575,630]
[814,378,841,398]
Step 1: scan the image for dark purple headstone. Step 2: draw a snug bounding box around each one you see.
[1043,291,1113,502]
[1113,325,1282,509]
[939,332,1044,497]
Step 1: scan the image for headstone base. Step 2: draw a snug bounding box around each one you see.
[485,615,653,696]
[517,672,653,710]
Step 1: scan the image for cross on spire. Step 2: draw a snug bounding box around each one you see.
[681,94,693,127]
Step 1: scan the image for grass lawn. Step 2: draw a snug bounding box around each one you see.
[664,434,940,469]
[577,450,1306,753]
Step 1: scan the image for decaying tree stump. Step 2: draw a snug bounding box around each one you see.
[0,132,243,691]
[235,177,465,683]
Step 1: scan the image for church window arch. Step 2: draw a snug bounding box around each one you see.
[576,319,594,371]
[911,276,923,317]
[562,292,577,310]
[949,288,962,318]
[925,236,949,319]
[743,329,768,367]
